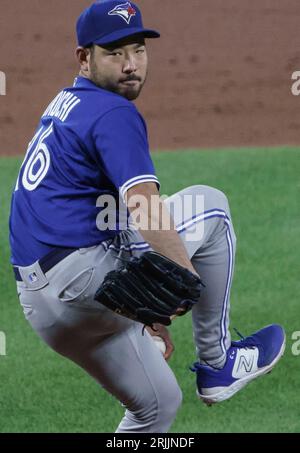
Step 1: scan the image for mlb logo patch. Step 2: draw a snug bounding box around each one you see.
[108,2,136,25]
[29,272,39,283]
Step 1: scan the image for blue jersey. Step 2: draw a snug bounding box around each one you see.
[9,77,159,266]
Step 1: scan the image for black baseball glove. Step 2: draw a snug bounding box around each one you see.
[94,251,205,328]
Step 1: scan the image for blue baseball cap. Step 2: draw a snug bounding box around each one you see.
[77,1,160,47]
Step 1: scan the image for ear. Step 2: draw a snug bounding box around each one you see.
[75,47,91,74]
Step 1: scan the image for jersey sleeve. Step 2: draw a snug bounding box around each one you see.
[92,106,160,200]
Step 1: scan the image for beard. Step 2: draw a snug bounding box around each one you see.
[89,60,147,101]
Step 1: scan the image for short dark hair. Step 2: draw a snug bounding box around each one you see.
[85,44,95,56]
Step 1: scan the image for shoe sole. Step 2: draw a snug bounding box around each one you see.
[197,334,286,406]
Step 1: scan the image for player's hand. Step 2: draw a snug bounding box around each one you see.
[146,323,174,361]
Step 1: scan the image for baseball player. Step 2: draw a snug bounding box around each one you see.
[9,1,285,433]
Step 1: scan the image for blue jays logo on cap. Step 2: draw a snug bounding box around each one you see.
[108,2,136,25]
[76,1,160,47]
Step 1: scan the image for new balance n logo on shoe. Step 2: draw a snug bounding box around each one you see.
[232,348,259,378]
[192,325,286,404]
[237,355,254,372]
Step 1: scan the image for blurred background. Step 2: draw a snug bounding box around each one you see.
[0,0,299,434]
[1,0,300,154]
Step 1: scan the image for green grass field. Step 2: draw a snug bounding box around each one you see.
[0,147,299,433]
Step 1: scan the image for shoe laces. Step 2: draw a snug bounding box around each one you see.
[190,327,261,373]
[231,327,259,350]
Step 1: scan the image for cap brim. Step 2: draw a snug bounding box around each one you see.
[93,27,160,46]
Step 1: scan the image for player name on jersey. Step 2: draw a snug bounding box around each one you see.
[42,90,81,122]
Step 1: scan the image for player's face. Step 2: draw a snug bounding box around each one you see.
[88,36,148,101]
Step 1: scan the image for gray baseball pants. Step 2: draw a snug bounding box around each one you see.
[16,185,236,433]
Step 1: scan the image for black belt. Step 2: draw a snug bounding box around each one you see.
[13,247,78,282]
